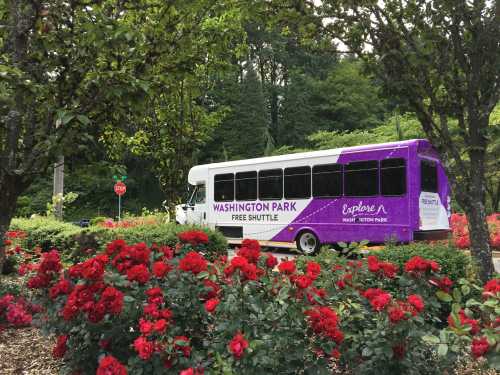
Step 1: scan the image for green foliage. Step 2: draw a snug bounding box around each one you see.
[9,216,226,262]
[9,217,82,252]
[374,243,475,283]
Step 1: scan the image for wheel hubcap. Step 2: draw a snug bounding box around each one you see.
[300,233,316,254]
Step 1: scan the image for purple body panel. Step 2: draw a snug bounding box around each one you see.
[271,139,450,245]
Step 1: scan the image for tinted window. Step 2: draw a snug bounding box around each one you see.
[284,166,311,199]
[421,160,438,193]
[313,164,342,197]
[344,160,379,196]
[214,173,234,202]
[381,158,406,196]
[236,171,257,201]
[194,184,206,203]
[259,169,283,200]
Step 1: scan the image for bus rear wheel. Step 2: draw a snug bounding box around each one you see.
[296,231,320,255]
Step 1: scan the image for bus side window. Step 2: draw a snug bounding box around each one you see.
[421,160,438,193]
[312,164,342,197]
[381,158,406,196]
[236,171,257,201]
[344,160,379,197]
[214,173,234,202]
[259,169,283,200]
[284,166,311,199]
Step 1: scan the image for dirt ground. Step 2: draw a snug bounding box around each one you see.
[0,326,62,375]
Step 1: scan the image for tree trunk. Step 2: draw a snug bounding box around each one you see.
[461,146,495,282]
[464,203,494,282]
[0,175,21,274]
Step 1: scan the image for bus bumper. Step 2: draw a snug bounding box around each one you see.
[413,230,451,241]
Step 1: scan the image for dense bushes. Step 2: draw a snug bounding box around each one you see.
[9,217,82,252]
[373,242,475,282]
[8,217,227,262]
[19,236,499,374]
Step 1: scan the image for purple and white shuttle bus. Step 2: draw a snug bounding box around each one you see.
[175,139,451,254]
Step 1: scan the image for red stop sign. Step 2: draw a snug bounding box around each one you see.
[114,181,126,196]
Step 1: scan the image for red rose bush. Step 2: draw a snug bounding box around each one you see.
[14,231,499,374]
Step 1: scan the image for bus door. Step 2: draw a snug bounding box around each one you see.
[418,159,449,231]
[186,183,207,225]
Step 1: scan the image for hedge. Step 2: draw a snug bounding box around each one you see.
[9,217,227,261]
[373,242,476,282]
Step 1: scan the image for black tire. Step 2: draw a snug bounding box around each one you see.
[296,230,320,255]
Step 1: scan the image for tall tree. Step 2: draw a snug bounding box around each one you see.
[0,0,243,272]
[317,0,499,280]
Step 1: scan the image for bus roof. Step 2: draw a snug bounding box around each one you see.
[188,139,427,185]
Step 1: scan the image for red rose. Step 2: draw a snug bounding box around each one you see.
[228,332,248,359]
[139,318,154,336]
[204,298,220,313]
[178,252,208,275]
[99,286,124,315]
[154,319,168,333]
[278,260,296,275]
[97,355,127,375]
[127,264,150,284]
[265,254,278,268]
[293,275,313,289]
[152,261,172,278]
[471,336,490,358]
[180,368,204,375]
[49,278,72,300]
[106,239,128,256]
[388,306,406,323]
[52,335,68,358]
[178,230,209,246]
[407,294,424,313]
[306,261,321,280]
[237,246,260,264]
[133,336,154,360]
[370,293,392,311]
[146,287,163,305]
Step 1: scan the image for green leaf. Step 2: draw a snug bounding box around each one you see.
[436,291,453,302]
[422,335,440,344]
[461,285,470,296]
[77,114,91,126]
[437,344,448,356]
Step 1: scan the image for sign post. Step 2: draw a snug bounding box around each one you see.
[113,176,127,221]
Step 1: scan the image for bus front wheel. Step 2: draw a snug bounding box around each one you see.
[296,231,320,255]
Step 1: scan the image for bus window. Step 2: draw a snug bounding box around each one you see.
[344,160,378,197]
[194,184,206,204]
[236,171,257,201]
[259,169,283,200]
[312,164,342,198]
[284,166,311,199]
[421,160,438,193]
[381,158,406,196]
[214,173,234,202]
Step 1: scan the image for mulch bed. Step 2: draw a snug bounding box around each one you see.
[0,326,61,375]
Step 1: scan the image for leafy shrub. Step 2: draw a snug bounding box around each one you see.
[90,216,107,226]
[373,242,475,282]
[9,217,82,252]
[9,217,227,262]
[22,236,498,374]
